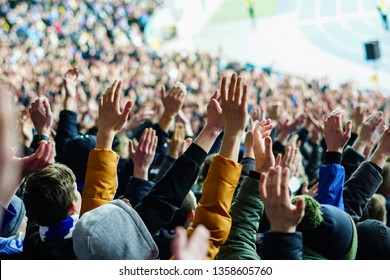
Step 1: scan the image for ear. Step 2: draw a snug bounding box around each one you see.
[68,201,78,216]
[187,210,195,222]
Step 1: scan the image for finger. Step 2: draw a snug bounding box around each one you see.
[241,84,248,107]
[120,100,133,125]
[128,140,136,155]
[113,80,122,109]
[259,172,268,200]
[234,76,242,103]
[42,99,52,117]
[293,198,305,219]
[172,226,187,260]
[220,76,227,103]
[161,86,167,99]
[264,136,273,159]
[228,73,237,101]
[302,181,308,193]
[310,182,319,196]
[108,80,118,102]
[139,128,149,150]
[145,129,153,152]
[280,167,291,202]
[274,166,282,198]
[267,167,277,202]
[151,134,158,154]
[41,141,53,163]
[344,120,352,140]
[211,89,219,100]
[275,154,282,166]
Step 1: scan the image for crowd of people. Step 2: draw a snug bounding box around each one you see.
[0,1,390,260]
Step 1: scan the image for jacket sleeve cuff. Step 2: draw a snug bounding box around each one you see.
[324,152,342,165]
[249,170,261,180]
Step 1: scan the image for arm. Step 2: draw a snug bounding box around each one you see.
[135,88,224,234]
[80,81,133,215]
[259,167,305,260]
[29,99,53,151]
[216,174,263,260]
[124,177,155,207]
[316,110,351,209]
[56,69,82,161]
[343,127,390,222]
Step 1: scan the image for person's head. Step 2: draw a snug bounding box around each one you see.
[73,199,158,260]
[167,191,197,230]
[292,195,357,260]
[23,163,81,226]
[356,219,390,260]
[368,193,387,224]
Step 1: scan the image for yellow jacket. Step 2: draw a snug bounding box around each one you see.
[80,149,118,216]
[186,155,242,259]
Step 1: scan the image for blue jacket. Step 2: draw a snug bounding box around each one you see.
[316,152,345,210]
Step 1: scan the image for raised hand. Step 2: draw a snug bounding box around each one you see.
[14,141,55,178]
[29,98,53,137]
[259,166,305,233]
[352,104,367,134]
[63,68,78,99]
[63,68,78,111]
[220,74,248,137]
[301,181,319,198]
[276,145,300,177]
[129,128,158,180]
[353,111,383,154]
[158,83,186,132]
[167,122,185,159]
[277,114,306,145]
[126,110,155,131]
[323,109,352,153]
[369,126,390,169]
[219,74,248,160]
[205,89,223,132]
[253,119,274,173]
[172,225,210,260]
[97,80,133,150]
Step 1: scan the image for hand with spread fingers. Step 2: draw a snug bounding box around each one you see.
[353,111,383,154]
[129,128,158,180]
[323,109,352,153]
[205,89,223,133]
[219,74,248,160]
[63,68,78,111]
[259,166,305,233]
[301,181,319,198]
[158,82,186,132]
[369,126,390,169]
[97,80,133,150]
[275,145,300,177]
[277,114,306,145]
[253,119,274,173]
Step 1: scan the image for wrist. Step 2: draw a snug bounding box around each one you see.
[202,124,223,137]
[243,148,255,159]
[96,130,115,150]
[369,152,387,169]
[326,146,343,153]
[36,129,51,137]
[168,149,179,159]
[133,167,148,180]
[352,138,366,154]
[270,225,297,233]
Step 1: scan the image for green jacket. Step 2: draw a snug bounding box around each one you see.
[216,175,264,260]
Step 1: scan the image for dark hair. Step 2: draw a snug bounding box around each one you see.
[23,163,77,226]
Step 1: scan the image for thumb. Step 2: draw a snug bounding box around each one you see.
[121,101,133,122]
[294,198,306,220]
[128,140,136,155]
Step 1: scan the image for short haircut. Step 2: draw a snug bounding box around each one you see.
[166,191,197,229]
[23,163,77,226]
[368,194,387,222]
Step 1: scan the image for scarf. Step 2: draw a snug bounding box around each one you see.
[39,214,78,242]
[0,232,24,255]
